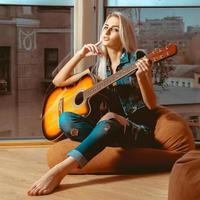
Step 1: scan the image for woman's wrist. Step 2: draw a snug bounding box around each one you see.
[76,50,85,59]
[136,73,146,82]
[136,71,151,81]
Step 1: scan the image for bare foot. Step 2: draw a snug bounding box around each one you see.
[27,156,78,196]
[27,166,65,196]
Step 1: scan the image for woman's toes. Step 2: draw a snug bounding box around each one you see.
[27,184,37,195]
[27,188,35,196]
[32,186,41,196]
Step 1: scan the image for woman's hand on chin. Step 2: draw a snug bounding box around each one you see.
[78,41,103,58]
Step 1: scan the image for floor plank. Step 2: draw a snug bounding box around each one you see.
[0,147,169,200]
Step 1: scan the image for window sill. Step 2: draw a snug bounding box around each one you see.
[0,138,54,148]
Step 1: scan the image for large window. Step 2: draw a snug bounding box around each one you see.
[1,0,200,142]
[105,1,200,141]
[0,4,73,139]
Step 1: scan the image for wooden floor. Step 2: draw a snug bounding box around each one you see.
[0,146,170,200]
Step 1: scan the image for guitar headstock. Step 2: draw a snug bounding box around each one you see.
[148,43,177,63]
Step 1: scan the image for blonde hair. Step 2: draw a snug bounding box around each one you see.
[97,12,137,79]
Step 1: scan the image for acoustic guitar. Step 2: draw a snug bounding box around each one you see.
[42,44,177,141]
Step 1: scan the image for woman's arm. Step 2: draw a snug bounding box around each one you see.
[135,57,157,109]
[56,68,91,87]
[52,52,85,87]
[52,41,102,87]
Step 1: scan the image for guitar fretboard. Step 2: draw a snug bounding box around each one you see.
[84,64,137,98]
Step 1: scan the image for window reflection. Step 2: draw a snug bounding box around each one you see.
[106,6,200,141]
[0,5,73,139]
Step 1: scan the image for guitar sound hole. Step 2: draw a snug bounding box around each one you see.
[75,92,84,105]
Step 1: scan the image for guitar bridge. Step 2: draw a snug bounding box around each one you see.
[58,98,64,116]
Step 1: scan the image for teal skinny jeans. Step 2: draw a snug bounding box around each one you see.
[59,112,154,168]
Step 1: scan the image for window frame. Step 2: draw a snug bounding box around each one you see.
[0,1,75,143]
[0,0,100,143]
[0,0,74,6]
[105,0,200,7]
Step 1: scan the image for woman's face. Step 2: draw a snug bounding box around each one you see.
[101,16,123,50]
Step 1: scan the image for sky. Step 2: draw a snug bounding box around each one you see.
[140,8,200,29]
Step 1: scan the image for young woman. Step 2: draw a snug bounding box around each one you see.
[28,12,157,196]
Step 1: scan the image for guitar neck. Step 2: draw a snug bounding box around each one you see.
[84,63,138,98]
[83,43,177,99]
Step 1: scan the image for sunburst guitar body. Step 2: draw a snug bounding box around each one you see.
[42,74,109,141]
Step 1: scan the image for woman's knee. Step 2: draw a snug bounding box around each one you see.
[59,112,77,134]
[94,118,123,138]
[59,112,94,140]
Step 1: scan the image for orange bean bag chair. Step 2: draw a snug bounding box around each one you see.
[168,150,200,200]
[47,106,195,174]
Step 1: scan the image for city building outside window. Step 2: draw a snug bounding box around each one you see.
[0,5,73,139]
